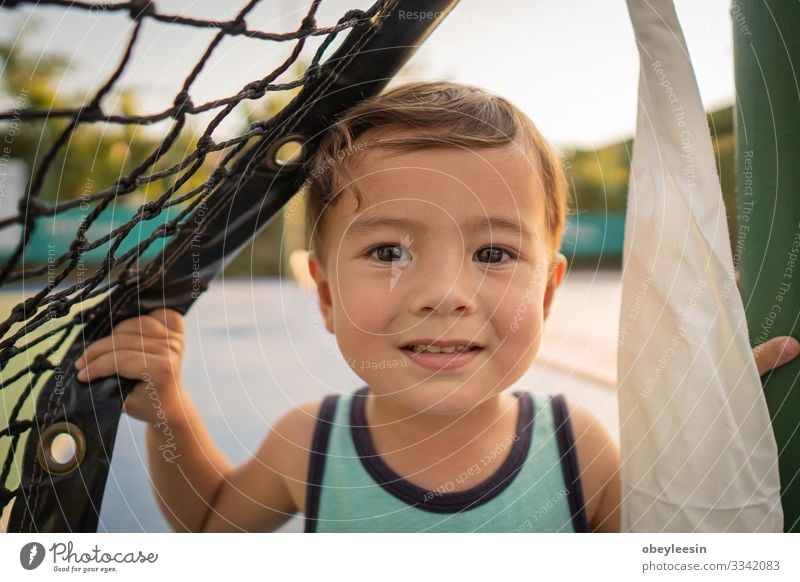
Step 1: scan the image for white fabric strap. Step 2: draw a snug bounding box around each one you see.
[619,0,782,532]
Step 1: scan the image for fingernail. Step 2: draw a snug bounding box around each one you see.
[782,338,800,357]
[75,358,84,369]
[77,369,87,381]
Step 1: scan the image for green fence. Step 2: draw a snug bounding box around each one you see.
[0,205,171,265]
[561,212,625,261]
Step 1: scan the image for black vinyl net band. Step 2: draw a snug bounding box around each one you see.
[0,0,457,531]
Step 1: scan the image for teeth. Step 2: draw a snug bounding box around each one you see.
[407,344,475,354]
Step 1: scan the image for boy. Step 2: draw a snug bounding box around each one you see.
[74,82,799,533]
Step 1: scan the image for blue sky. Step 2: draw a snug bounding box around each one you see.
[1,0,735,149]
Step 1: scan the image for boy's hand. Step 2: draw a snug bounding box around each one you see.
[753,335,800,376]
[734,271,800,376]
[74,308,186,424]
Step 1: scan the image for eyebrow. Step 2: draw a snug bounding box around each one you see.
[345,215,534,242]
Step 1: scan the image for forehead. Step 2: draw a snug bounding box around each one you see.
[327,144,547,240]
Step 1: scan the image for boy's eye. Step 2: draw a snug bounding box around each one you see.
[475,246,516,264]
[368,244,411,263]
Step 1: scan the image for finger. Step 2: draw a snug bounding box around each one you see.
[753,336,800,376]
[77,333,144,364]
[76,349,159,382]
[735,270,741,289]
[149,308,184,334]
[75,336,116,369]
[77,350,176,382]
[75,332,172,369]
[114,314,170,338]
[110,329,181,351]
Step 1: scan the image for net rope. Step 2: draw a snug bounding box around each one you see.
[0,0,383,523]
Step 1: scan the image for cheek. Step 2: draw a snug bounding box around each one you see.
[331,280,403,376]
[331,271,392,337]
[489,280,546,360]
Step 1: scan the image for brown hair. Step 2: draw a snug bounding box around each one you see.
[303,81,569,263]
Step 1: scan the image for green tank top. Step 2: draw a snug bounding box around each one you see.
[304,386,588,532]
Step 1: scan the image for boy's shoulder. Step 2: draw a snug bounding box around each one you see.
[265,400,324,515]
[560,398,621,532]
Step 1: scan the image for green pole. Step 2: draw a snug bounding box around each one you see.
[734,0,800,532]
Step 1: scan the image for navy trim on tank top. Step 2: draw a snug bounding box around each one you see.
[551,394,589,533]
[349,386,535,514]
[303,394,339,533]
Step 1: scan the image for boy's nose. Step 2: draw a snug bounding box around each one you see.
[407,256,477,316]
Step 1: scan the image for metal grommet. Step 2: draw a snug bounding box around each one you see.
[35,421,86,476]
[264,134,305,172]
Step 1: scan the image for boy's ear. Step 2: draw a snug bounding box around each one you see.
[307,250,335,334]
[543,252,567,321]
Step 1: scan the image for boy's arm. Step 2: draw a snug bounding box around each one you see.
[194,401,320,532]
[144,387,238,531]
[76,309,308,532]
[148,394,319,532]
[567,403,621,533]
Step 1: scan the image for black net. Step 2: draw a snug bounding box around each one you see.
[0,0,455,532]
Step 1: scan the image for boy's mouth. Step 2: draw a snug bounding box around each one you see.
[399,339,484,354]
[399,340,484,371]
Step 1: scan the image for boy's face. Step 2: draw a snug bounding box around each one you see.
[308,141,567,414]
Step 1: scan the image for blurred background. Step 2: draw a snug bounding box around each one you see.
[0,0,738,531]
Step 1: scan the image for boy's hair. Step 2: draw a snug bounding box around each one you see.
[303,81,569,263]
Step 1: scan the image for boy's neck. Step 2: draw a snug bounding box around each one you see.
[363,387,519,451]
